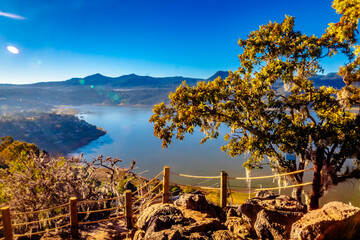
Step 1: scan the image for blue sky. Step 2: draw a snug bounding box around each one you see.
[0,0,346,84]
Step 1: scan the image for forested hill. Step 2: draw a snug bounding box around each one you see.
[0,112,106,153]
[0,71,346,114]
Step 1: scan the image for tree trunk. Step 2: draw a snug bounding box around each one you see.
[292,155,305,203]
[309,147,324,210]
[292,187,303,202]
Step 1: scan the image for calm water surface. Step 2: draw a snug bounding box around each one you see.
[70,105,360,206]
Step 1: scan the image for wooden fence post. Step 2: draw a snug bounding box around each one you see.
[125,190,132,229]
[70,197,79,239]
[162,166,170,204]
[220,171,228,208]
[2,206,13,240]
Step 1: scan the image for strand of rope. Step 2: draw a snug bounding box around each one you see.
[171,171,220,179]
[227,184,261,189]
[78,205,125,214]
[0,237,4,240]
[229,188,258,193]
[255,182,313,191]
[198,186,220,190]
[12,203,70,216]
[133,181,163,205]
[208,182,220,187]
[78,214,125,225]
[196,178,214,185]
[132,171,163,195]
[228,168,313,180]
[13,223,70,238]
[79,195,124,204]
[133,192,162,214]
[13,213,70,227]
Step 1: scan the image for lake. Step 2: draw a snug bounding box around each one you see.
[70,105,360,207]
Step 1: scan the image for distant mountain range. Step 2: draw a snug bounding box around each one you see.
[0,71,346,114]
[1,70,346,89]
[32,73,203,88]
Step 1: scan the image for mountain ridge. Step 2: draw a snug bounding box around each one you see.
[1,71,346,89]
[0,71,347,114]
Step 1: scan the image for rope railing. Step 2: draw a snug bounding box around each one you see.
[12,213,70,227]
[171,171,220,179]
[133,192,163,214]
[12,203,70,217]
[78,205,125,214]
[13,223,70,238]
[255,182,313,191]
[133,170,163,196]
[0,168,168,240]
[228,168,313,180]
[198,186,220,190]
[78,214,125,225]
[79,195,124,204]
[229,188,258,193]
[133,181,163,205]
[0,166,315,240]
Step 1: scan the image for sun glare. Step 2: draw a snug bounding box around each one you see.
[6,46,20,54]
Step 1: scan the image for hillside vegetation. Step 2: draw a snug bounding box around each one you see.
[0,112,106,153]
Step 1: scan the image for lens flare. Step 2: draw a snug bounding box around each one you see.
[7,46,19,54]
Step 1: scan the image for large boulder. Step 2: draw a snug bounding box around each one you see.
[174,193,210,211]
[290,201,360,240]
[137,218,226,239]
[255,189,278,198]
[237,192,306,239]
[135,199,227,239]
[254,209,304,240]
[174,193,225,221]
[136,203,186,233]
[225,216,255,239]
[181,218,225,234]
[318,211,360,240]
[238,194,307,226]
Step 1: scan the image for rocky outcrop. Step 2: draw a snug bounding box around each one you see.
[134,200,227,240]
[255,189,277,198]
[136,204,187,238]
[318,211,360,240]
[133,192,359,240]
[254,209,304,240]
[290,201,360,240]
[174,193,225,221]
[225,216,254,239]
[237,191,306,239]
[238,193,307,225]
[174,193,210,211]
[211,230,238,240]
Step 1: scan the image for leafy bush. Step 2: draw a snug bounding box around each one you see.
[0,149,137,235]
[183,185,196,193]
[170,185,181,193]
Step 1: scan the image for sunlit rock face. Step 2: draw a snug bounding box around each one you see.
[317,211,360,240]
[291,201,360,240]
[237,191,307,239]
